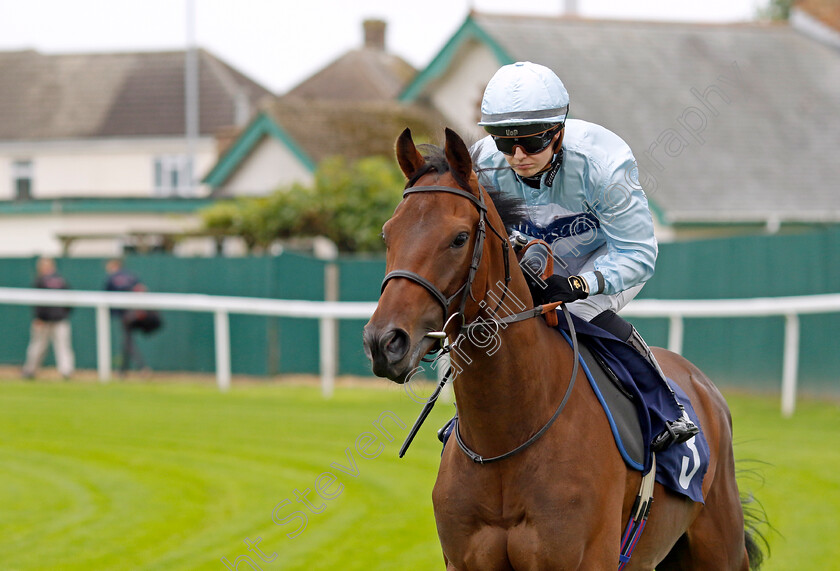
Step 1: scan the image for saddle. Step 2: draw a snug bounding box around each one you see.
[575,338,646,470]
[555,315,710,504]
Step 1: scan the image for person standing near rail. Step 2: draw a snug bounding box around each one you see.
[22,256,74,380]
[104,258,146,376]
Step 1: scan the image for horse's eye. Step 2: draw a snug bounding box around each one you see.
[451,232,469,248]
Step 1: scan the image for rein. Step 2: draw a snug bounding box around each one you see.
[452,303,579,464]
[385,182,581,463]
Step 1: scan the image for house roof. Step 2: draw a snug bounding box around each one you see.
[285,49,416,102]
[0,49,272,141]
[203,98,446,189]
[284,20,416,102]
[402,12,840,225]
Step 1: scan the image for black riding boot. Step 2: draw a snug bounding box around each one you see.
[625,325,700,451]
[591,310,699,452]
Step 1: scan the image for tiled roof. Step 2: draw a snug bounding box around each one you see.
[285,48,416,102]
[0,49,272,140]
[284,20,416,103]
[465,13,840,223]
[264,97,446,163]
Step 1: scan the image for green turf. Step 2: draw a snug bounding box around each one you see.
[0,379,837,570]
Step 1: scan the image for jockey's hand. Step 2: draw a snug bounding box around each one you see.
[528,274,589,305]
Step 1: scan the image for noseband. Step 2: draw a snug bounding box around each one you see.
[380,184,511,338]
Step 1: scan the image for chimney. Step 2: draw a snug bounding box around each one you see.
[565,0,578,16]
[363,19,386,51]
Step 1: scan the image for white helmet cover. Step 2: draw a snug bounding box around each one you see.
[479,62,569,130]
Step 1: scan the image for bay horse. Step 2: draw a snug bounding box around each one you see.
[364,127,764,570]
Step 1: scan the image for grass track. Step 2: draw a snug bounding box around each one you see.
[0,378,838,570]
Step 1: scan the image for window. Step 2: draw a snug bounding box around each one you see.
[13,160,33,200]
[153,155,194,196]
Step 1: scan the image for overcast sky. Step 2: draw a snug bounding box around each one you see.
[0,0,766,94]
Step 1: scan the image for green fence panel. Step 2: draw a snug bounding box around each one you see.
[0,254,326,376]
[0,227,838,390]
[337,257,385,377]
[272,255,324,374]
[632,227,840,394]
[641,227,840,299]
[799,313,840,394]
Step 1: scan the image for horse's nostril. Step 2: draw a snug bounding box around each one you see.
[382,328,409,361]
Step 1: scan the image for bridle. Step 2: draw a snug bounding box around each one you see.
[380,184,512,339]
[381,181,581,465]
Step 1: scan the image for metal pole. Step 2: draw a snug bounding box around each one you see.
[668,314,684,355]
[214,309,231,391]
[184,0,199,196]
[781,313,800,417]
[96,305,111,382]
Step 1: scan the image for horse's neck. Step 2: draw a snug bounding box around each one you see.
[451,316,573,454]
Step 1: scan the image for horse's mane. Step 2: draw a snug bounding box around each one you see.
[408,143,527,231]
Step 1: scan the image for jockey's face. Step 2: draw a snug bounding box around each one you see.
[503,129,563,178]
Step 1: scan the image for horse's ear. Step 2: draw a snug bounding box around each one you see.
[395,128,425,178]
[444,127,473,187]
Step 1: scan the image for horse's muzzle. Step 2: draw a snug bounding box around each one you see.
[363,325,412,382]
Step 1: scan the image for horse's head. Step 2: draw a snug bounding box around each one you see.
[363,127,528,383]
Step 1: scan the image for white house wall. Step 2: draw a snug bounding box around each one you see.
[0,137,217,199]
[429,42,500,141]
[219,136,313,196]
[0,212,204,257]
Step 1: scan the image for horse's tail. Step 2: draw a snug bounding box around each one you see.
[741,491,771,570]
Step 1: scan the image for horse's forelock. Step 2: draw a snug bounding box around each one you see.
[404,144,448,188]
[405,143,526,231]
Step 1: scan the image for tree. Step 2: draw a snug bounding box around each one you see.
[200,156,405,253]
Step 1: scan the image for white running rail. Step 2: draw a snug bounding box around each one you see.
[0,287,375,398]
[1,287,838,415]
[622,294,840,417]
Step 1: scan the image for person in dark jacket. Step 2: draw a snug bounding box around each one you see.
[104,258,146,376]
[22,257,74,379]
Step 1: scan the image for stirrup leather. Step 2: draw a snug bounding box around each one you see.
[626,326,700,452]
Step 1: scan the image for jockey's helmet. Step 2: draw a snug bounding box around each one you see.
[478,62,569,137]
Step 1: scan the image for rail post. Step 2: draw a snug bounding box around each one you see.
[214,309,231,391]
[96,304,111,382]
[320,316,336,398]
[315,237,339,399]
[781,313,800,417]
[667,314,684,355]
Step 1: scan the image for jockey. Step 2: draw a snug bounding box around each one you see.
[468,61,698,451]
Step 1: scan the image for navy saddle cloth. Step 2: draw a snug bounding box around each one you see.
[555,312,710,504]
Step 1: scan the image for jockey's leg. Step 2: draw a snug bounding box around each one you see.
[623,323,699,451]
[587,308,699,452]
[568,278,699,451]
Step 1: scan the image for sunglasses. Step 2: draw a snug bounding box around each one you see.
[491,125,562,156]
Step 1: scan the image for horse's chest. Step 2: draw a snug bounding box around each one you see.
[433,463,593,569]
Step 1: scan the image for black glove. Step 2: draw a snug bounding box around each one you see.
[527,274,589,305]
